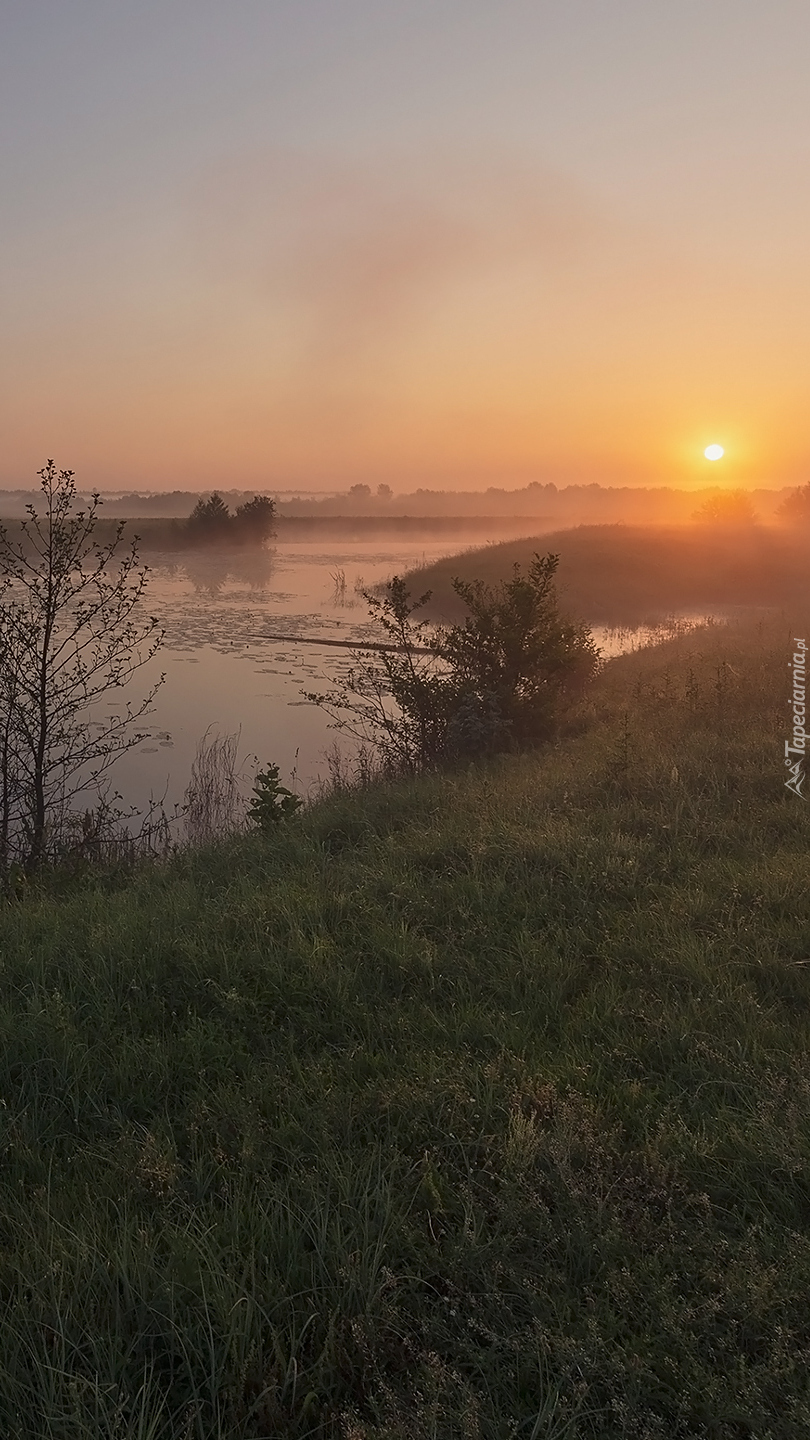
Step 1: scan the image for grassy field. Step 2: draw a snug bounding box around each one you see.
[1,612,809,1438]
[404,524,810,627]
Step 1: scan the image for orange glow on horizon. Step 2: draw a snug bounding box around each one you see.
[2,158,808,496]
[3,13,810,497]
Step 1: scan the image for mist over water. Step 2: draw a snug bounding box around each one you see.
[109,538,463,817]
[103,535,724,824]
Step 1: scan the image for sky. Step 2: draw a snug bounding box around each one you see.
[1,0,809,493]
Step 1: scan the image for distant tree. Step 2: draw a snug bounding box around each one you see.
[692,490,757,525]
[376,484,393,501]
[777,482,810,525]
[233,495,275,544]
[348,484,371,502]
[185,493,275,546]
[0,462,163,870]
[186,492,232,541]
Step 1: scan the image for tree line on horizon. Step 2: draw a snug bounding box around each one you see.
[2,478,810,525]
[184,492,275,546]
[690,482,810,526]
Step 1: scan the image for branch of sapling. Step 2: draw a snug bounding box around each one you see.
[0,461,166,868]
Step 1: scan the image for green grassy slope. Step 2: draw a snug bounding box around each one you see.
[1,615,809,1438]
[404,524,810,626]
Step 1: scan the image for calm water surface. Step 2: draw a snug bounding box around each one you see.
[111,539,467,815]
[107,539,706,818]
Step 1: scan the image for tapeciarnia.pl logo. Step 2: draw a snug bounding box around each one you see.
[785,637,807,799]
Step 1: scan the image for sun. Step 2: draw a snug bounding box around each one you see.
[704,444,724,461]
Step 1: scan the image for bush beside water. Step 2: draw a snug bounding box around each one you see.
[0,615,809,1437]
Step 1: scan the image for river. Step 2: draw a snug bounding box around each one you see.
[99,536,709,826]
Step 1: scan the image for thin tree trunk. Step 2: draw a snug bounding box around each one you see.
[0,701,11,873]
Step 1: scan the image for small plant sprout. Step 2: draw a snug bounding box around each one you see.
[248,764,303,831]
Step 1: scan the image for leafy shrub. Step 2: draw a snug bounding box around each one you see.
[311,554,598,772]
[440,553,599,748]
[247,764,303,832]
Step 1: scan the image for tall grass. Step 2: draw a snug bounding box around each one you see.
[183,729,250,846]
[0,613,808,1437]
[408,525,810,626]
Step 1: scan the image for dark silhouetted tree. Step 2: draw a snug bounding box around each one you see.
[185,492,275,546]
[234,495,275,544]
[0,462,163,870]
[186,492,232,541]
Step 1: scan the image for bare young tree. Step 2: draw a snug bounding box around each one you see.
[0,461,164,870]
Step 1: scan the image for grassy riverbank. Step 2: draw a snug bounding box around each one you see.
[407,524,810,627]
[1,613,809,1438]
